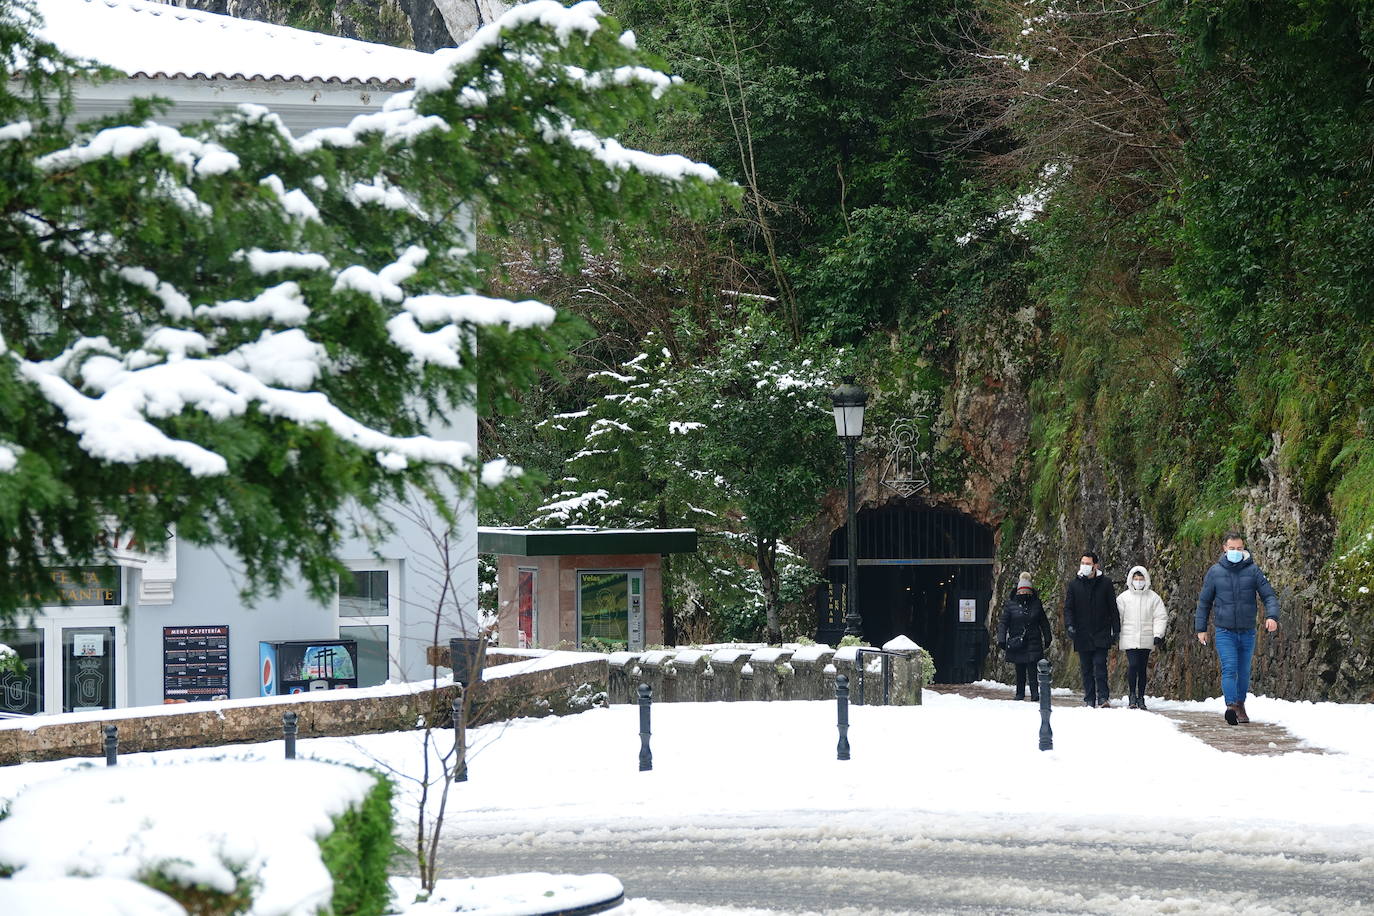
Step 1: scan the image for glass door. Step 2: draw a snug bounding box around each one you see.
[337,561,399,688]
[63,626,116,712]
[577,570,645,650]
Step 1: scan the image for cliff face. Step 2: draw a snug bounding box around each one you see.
[802,318,1373,703]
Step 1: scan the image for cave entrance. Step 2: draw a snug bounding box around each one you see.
[818,505,994,683]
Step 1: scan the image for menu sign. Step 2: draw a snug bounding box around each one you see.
[163,626,230,703]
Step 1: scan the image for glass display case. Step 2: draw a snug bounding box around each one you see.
[258,639,358,696]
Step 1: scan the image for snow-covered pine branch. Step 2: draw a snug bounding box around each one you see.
[0,0,724,620]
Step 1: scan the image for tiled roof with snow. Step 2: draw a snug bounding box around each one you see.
[31,0,436,88]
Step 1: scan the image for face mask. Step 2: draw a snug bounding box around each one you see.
[1132,580,1146,590]
[1226,549,1244,563]
[1078,564,1093,577]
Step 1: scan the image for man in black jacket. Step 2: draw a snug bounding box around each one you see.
[1063,551,1120,707]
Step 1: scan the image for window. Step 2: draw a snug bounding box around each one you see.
[0,629,43,716]
[517,568,537,648]
[336,562,399,688]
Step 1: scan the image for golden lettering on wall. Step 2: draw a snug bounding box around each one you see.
[25,566,121,607]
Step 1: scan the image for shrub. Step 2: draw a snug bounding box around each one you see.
[317,772,396,916]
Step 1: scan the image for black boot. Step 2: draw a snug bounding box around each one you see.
[1138,694,1148,711]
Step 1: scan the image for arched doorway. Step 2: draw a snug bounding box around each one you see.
[818,505,994,683]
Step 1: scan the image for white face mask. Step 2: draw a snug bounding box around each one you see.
[1132,579,1146,590]
[1078,564,1094,578]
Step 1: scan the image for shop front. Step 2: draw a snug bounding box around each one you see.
[1,566,129,717]
[481,528,697,651]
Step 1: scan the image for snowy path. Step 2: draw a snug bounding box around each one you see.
[440,813,1374,914]
[928,683,1322,756]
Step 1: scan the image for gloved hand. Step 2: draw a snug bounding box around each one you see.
[1153,636,1163,648]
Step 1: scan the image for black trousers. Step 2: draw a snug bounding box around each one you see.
[1125,648,1151,698]
[1078,647,1109,704]
[1013,662,1041,698]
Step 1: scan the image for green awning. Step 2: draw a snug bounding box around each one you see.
[478,527,698,557]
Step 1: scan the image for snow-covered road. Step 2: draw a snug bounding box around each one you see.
[443,813,1374,914]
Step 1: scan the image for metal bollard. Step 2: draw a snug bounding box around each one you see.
[283,711,298,760]
[453,686,468,783]
[638,683,653,771]
[1037,658,1053,751]
[104,724,118,767]
[836,674,851,760]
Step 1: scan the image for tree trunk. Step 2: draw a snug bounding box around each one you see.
[758,535,781,644]
[658,500,677,647]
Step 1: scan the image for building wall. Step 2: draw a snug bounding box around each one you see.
[496,552,664,648]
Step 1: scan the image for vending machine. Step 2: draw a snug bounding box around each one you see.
[259,639,359,696]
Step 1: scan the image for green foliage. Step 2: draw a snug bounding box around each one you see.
[532,307,843,642]
[999,0,1374,565]
[916,648,937,688]
[138,870,256,916]
[317,772,395,916]
[0,0,723,625]
[603,0,976,343]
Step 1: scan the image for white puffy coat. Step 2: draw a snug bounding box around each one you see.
[1117,565,1168,650]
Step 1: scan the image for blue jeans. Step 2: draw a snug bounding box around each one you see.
[1214,627,1256,705]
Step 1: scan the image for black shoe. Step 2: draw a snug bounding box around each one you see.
[1083,699,1096,707]
[1138,695,1148,711]
[1029,693,1040,702]
[1098,699,1111,708]
[1128,697,1139,710]
[1224,704,1239,725]
[1014,692,1025,700]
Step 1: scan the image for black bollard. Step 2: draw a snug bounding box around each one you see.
[103,724,118,767]
[283,711,297,760]
[836,674,851,760]
[638,683,653,771]
[1037,658,1053,751]
[453,686,468,783]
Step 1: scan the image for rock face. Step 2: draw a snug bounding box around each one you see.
[801,312,1373,703]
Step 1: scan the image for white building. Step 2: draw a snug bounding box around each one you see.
[3,0,477,715]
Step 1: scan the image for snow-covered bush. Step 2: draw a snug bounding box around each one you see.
[0,760,393,915]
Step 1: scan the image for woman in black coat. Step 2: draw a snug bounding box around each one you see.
[997,571,1054,700]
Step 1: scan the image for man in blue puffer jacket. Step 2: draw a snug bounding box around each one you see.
[1195,532,1280,726]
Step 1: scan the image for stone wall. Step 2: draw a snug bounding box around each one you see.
[605,645,924,707]
[0,652,608,766]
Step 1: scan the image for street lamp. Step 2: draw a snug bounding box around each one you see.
[832,378,867,639]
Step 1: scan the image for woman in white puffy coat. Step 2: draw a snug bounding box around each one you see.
[1118,565,1167,709]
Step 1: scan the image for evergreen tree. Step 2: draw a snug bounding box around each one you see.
[535,309,842,643]
[0,0,722,623]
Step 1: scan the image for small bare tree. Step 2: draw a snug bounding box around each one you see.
[938,0,1193,216]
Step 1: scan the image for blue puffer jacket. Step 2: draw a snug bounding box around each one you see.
[1194,555,1280,632]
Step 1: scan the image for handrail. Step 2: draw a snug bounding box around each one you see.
[852,647,917,706]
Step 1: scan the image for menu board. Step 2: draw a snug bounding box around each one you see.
[163,626,230,703]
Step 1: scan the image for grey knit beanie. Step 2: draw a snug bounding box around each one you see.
[1016,571,1034,591]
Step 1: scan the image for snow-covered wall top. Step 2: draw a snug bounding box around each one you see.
[32,0,435,87]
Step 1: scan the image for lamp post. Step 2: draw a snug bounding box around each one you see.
[832,378,867,639]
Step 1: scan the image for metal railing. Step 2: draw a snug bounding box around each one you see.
[853,648,913,706]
